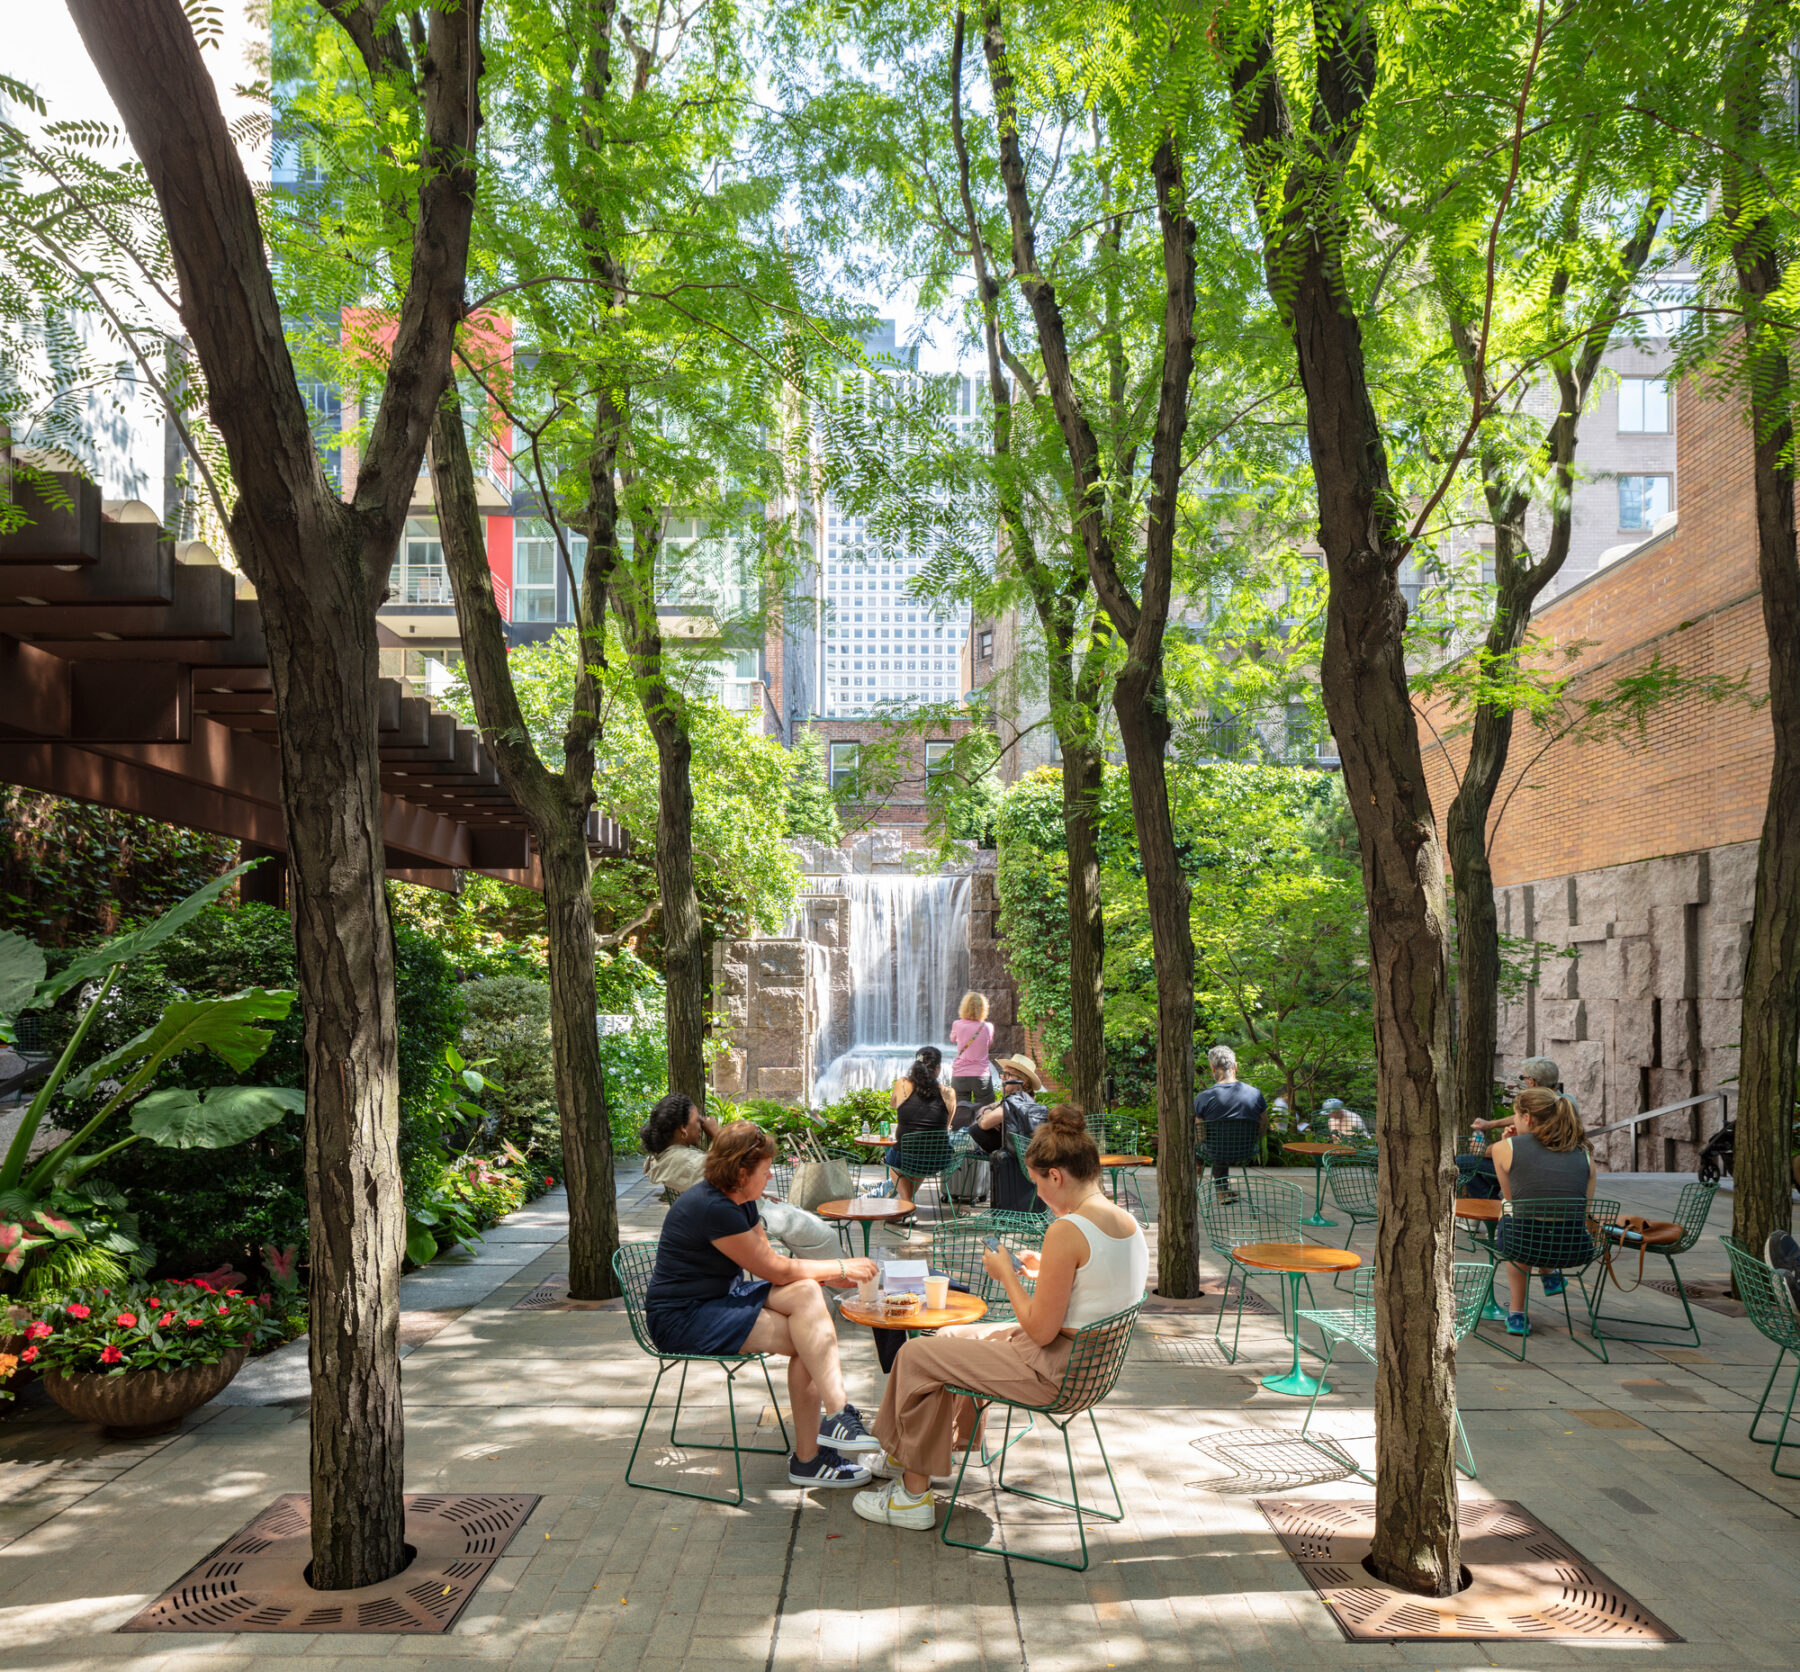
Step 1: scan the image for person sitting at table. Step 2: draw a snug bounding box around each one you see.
[644,1120,882,1486]
[640,1092,841,1261]
[968,1053,1048,1212]
[1193,1044,1265,1201]
[1456,1055,1563,1199]
[1490,1085,1596,1336]
[886,1046,957,1208]
[852,1105,1147,1530]
[1321,1097,1367,1138]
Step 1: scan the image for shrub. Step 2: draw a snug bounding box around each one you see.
[44,901,464,1281]
[17,1280,277,1376]
[460,976,557,1149]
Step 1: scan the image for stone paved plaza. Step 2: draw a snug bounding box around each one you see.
[3,1165,1796,1672]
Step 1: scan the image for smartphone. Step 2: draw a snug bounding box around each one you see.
[982,1234,1025,1273]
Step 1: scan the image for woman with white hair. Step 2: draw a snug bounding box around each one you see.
[1192,1044,1266,1199]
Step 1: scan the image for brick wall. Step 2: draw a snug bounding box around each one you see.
[1420,379,1772,887]
[813,715,976,829]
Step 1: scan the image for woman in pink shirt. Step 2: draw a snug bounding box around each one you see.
[949,992,995,1111]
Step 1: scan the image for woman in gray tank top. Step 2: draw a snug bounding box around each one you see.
[1491,1088,1596,1335]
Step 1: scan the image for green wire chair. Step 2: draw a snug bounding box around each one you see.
[613,1241,790,1506]
[893,1128,964,1221]
[940,1299,1143,1571]
[1581,1181,1717,1348]
[1295,1264,1489,1480]
[1322,1155,1378,1278]
[1196,1117,1261,1182]
[1720,1237,1800,1478]
[927,1220,1049,1322]
[1469,1195,1620,1362]
[1199,1176,1308,1363]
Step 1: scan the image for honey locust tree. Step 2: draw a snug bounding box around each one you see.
[69,0,481,1589]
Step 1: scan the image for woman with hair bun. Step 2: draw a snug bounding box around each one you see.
[1490,1086,1596,1337]
[853,1105,1147,1531]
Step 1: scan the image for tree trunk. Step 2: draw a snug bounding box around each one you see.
[429,406,619,1300]
[1729,97,1800,1256]
[539,816,623,1294]
[651,713,707,1104]
[1062,735,1107,1114]
[1112,664,1199,1293]
[69,0,480,1590]
[1231,14,1459,1593]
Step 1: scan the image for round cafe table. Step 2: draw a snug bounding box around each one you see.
[1231,1242,1362,1396]
[1099,1154,1151,1217]
[816,1197,916,1257]
[1282,1141,1357,1226]
[838,1290,988,1333]
[852,1133,896,1148]
[1454,1197,1510,1321]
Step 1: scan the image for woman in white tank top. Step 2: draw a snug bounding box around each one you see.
[855,1107,1148,1531]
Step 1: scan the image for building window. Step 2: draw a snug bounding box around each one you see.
[830,742,860,789]
[978,629,994,660]
[513,518,573,623]
[1618,376,1671,434]
[1618,474,1673,531]
[925,740,953,776]
[388,516,451,605]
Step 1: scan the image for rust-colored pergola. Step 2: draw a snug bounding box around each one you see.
[0,470,622,893]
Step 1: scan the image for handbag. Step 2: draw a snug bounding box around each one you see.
[788,1148,853,1213]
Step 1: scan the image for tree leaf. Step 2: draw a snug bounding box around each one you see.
[406,1224,439,1266]
[30,862,261,1009]
[0,931,47,1021]
[64,988,296,1098]
[129,1085,304,1150]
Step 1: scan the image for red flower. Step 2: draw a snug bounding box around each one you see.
[158,1312,175,1327]
[146,1298,161,1309]
[189,1278,215,1293]
[115,1312,138,1328]
[21,1346,39,1364]
[99,1344,123,1365]
[65,1303,90,1320]
[226,1290,242,1298]
[216,1303,229,1315]
[545,1175,555,1187]
[186,1319,203,1329]
[25,1322,52,1340]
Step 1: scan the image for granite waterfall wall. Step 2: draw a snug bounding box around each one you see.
[1495,840,1755,1170]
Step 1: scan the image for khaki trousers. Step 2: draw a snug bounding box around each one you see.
[870,1322,1072,1479]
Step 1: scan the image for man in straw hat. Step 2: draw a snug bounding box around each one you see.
[968,1053,1049,1212]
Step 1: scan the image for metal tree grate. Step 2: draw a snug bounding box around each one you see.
[1257,1497,1680,1643]
[122,1493,539,1635]
[511,1274,618,1311]
[1642,1278,1744,1316]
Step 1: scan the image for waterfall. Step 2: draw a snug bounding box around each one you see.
[812,873,971,1104]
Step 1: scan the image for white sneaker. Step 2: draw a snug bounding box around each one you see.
[869,1452,949,1484]
[852,1477,936,1531]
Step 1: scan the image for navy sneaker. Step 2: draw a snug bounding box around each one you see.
[788,1446,871,1488]
[1506,1311,1531,1336]
[1540,1272,1567,1297]
[818,1402,881,1453]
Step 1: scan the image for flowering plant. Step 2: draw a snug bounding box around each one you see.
[16,1279,278,1377]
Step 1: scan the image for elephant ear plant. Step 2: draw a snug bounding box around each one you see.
[0,864,303,1298]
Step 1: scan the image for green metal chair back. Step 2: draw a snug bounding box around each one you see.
[1083,1111,1109,1149]
[893,1128,960,1181]
[928,1220,1049,1321]
[1722,1236,1800,1352]
[1196,1118,1260,1169]
[1008,1128,1032,1169]
[958,1208,1054,1240]
[1494,1195,1619,1273]
[1041,1300,1143,1416]
[615,1240,662,1357]
[1200,1175,1303,1259]
[1315,1261,1490,1352]
[1102,1113,1142,1155]
[1664,1181,1718,1255]
[1324,1156,1378,1221]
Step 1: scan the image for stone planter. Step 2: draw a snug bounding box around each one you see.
[41,1348,246,1437]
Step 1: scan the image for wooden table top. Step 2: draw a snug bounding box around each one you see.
[1454,1197,1504,1221]
[839,1290,988,1331]
[816,1197,917,1222]
[1232,1241,1363,1274]
[851,1133,897,1147]
[1100,1154,1152,1167]
[1281,1141,1357,1158]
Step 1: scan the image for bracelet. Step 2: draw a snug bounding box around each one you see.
[837,1258,846,1279]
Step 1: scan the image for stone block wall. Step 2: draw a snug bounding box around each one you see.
[711,938,820,1102]
[1494,840,1752,1170]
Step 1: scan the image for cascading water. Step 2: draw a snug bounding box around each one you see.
[811,873,971,1104]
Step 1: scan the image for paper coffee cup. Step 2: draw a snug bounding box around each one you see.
[856,1276,879,1307]
[923,1274,950,1310]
